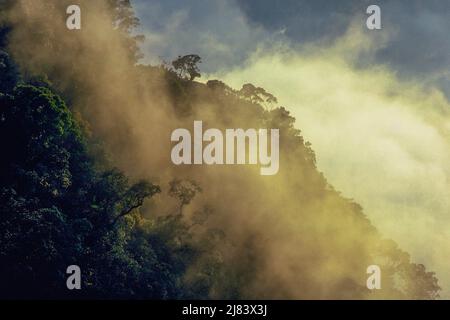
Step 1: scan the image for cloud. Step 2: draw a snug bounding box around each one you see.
[6,0,448,298]
[133,0,272,72]
[134,0,450,96]
[235,0,450,97]
[133,0,450,296]
[209,27,450,296]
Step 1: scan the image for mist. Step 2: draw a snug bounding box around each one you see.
[1,0,443,299]
[213,25,450,297]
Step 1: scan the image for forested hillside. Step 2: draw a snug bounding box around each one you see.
[0,0,441,299]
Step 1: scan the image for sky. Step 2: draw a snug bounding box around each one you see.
[132,0,450,297]
[134,0,450,96]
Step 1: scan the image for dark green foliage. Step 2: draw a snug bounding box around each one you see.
[0,81,190,299]
[0,49,18,93]
[0,0,440,300]
[0,1,202,300]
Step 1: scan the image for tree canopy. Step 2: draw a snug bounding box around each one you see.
[172,54,202,81]
[0,0,441,300]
